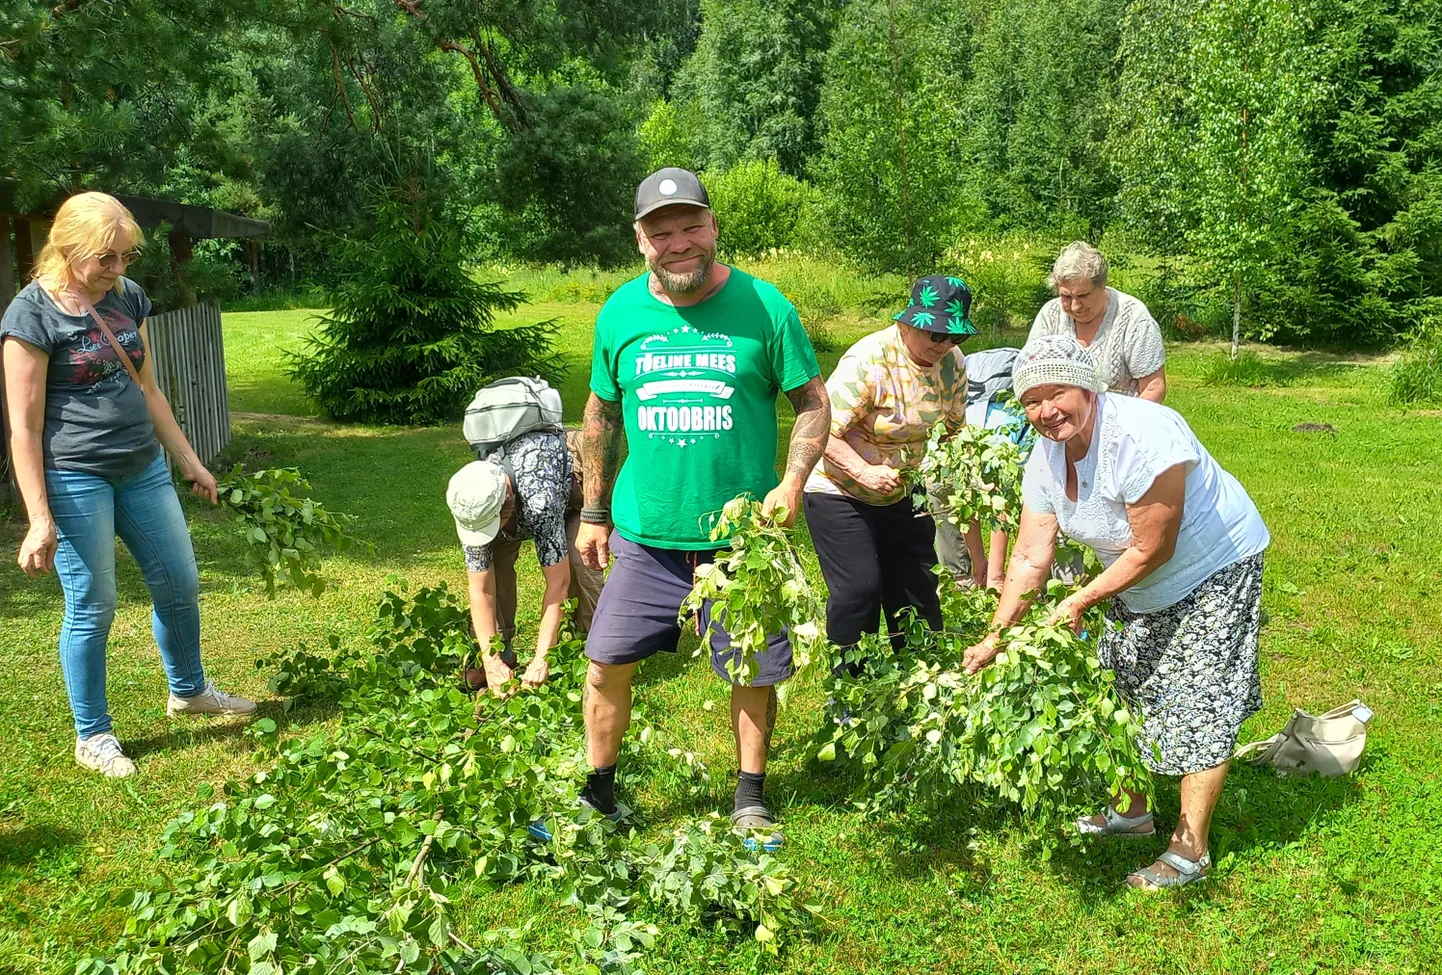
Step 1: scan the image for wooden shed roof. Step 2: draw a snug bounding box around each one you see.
[0,185,268,239]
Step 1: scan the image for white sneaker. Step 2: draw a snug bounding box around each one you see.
[75,733,137,778]
[167,680,258,717]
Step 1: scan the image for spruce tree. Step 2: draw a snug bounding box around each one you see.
[287,186,561,426]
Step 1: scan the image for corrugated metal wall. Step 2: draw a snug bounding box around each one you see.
[0,301,231,504]
[147,302,232,467]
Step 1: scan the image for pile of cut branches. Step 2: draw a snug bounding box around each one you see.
[80,583,821,975]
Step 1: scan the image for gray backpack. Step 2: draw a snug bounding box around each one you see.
[963,347,1021,427]
[462,377,564,460]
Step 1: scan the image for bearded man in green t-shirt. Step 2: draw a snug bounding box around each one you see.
[528,168,829,849]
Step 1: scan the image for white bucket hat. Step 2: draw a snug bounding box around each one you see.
[446,461,507,547]
[1012,334,1105,398]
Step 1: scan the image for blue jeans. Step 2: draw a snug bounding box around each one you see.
[46,453,207,738]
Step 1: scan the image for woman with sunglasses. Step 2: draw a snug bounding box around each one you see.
[803,276,984,676]
[1,192,255,780]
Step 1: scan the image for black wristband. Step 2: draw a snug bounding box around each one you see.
[580,507,611,525]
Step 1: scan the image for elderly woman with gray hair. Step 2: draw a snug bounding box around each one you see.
[963,335,1270,890]
[1029,241,1167,402]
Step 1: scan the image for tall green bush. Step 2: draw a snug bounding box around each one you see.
[708,160,815,257]
[1114,0,1320,357]
[669,0,835,177]
[1112,0,1442,348]
[128,228,241,312]
[287,192,561,426]
[958,0,1127,235]
[638,99,701,172]
[810,0,982,273]
[1390,317,1442,405]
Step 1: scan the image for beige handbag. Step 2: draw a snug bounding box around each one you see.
[1233,700,1373,777]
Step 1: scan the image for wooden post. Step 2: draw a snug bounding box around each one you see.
[0,216,14,307]
[245,238,259,288]
[14,218,35,285]
[0,216,12,505]
[168,225,196,308]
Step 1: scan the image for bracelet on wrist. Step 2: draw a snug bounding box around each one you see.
[579,507,611,525]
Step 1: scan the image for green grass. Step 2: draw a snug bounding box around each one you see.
[2,299,1440,974]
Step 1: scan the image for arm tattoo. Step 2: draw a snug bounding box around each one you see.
[783,376,829,480]
[582,394,624,510]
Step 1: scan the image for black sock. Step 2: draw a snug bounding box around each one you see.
[582,764,617,815]
[734,770,766,813]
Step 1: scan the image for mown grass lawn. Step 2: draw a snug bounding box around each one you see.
[1,299,1439,974]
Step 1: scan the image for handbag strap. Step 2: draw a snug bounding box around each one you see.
[73,291,144,389]
[1231,735,1280,762]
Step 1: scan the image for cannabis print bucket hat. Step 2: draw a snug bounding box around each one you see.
[893,275,979,337]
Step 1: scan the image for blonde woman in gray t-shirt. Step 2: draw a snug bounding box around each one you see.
[1,192,255,780]
[1028,241,1167,402]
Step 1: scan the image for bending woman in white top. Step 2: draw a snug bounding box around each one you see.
[963,335,1270,890]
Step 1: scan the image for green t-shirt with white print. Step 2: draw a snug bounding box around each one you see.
[589,268,820,549]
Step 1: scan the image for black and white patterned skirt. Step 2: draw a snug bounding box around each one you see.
[1100,553,1265,776]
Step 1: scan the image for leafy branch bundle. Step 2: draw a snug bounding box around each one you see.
[905,420,1025,533]
[216,465,372,598]
[820,578,1150,823]
[80,582,819,975]
[680,496,828,684]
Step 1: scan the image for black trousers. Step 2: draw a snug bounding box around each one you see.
[804,491,944,661]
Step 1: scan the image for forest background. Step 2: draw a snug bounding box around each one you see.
[4,0,1441,350]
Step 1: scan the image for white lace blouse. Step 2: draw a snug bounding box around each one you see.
[1028,289,1166,396]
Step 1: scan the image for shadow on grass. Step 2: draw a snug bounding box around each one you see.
[1037,757,1361,904]
[1210,760,1362,863]
[0,822,84,873]
[226,374,318,418]
[123,697,333,762]
[201,421,481,575]
[0,538,211,623]
[870,802,996,888]
[1190,349,1377,389]
[0,571,65,624]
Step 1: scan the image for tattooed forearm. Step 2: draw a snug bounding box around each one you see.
[783,375,829,480]
[582,393,624,510]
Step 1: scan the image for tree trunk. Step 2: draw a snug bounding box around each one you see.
[1231,274,1241,361]
[14,218,35,284]
[0,216,14,306]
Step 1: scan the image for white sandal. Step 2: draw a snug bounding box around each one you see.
[1128,850,1211,890]
[1075,804,1156,837]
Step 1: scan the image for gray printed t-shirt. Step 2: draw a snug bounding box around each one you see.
[0,278,159,478]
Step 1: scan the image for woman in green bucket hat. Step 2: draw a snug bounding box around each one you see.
[803,275,986,684]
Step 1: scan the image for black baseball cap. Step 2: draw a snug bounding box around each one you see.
[634,168,711,221]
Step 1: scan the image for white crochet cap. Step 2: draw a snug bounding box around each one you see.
[1012,334,1105,398]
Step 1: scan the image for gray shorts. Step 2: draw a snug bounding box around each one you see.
[584,532,792,686]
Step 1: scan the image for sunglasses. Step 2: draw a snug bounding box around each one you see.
[924,331,968,347]
[94,249,142,269]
